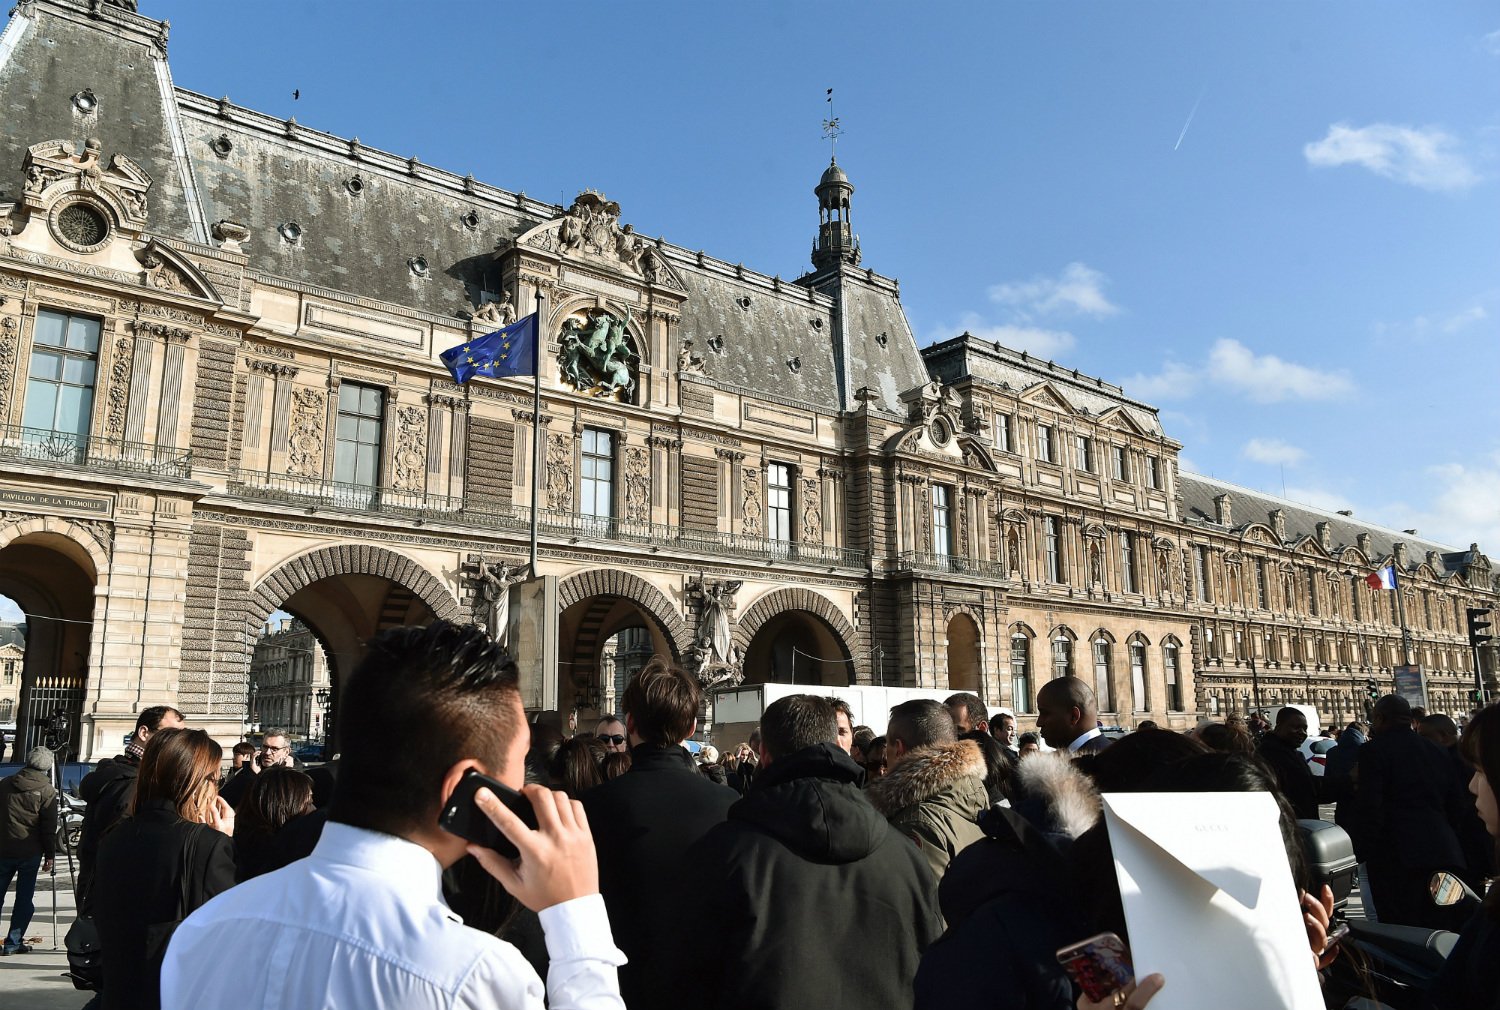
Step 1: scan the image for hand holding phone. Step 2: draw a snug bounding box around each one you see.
[444,769,601,912]
[439,769,538,859]
[1057,931,1135,1003]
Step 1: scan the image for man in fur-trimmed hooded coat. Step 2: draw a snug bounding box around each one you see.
[867,737,989,879]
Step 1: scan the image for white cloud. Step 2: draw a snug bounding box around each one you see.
[988,262,1120,318]
[1304,122,1479,193]
[1176,455,1204,474]
[1388,454,1500,550]
[0,596,21,622]
[1442,305,1488,333]
[1206,339,1355,403]
[1121,361,1199,401]
[1483,29,1500,55]
[957,320,1077,359]
[1282,485,1359,515]
[1243,438,1307,466]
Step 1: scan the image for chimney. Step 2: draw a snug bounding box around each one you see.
[1394,542,1408,568]
[1270,509,1286,541]
[1316,522,1332,552]
[1214,494,1232,526]
[1357,532,1372,556]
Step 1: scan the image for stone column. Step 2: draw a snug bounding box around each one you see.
[123,330,154,444]
[155,331,189,452]
[320,375,341,481]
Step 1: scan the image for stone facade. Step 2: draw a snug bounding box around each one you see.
[248,617,330,742]
[0,1,1493,758]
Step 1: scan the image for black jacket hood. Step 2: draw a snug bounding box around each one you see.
[731,742,887,864]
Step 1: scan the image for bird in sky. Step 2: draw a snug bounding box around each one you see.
[293,89,300,101]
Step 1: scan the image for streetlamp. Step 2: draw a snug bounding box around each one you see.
[247,680,259,737]
[314,687,331,746]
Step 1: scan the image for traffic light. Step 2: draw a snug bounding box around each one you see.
[1365,676,1379,700]
[1467,607,1494,650]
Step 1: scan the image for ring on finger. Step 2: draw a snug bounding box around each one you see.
[1112,990,1128,1008]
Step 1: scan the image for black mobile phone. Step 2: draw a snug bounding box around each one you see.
[438,769,538,860]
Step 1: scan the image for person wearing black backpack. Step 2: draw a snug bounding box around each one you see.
[94,728,235,1010]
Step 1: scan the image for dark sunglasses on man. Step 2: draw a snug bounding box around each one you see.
[597,733,626,745]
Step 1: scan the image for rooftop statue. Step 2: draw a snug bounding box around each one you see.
[559,307,638,400]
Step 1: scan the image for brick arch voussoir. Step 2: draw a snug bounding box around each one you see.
[246,543,460,637]
[731,587,864,667]
[557,569,694,657]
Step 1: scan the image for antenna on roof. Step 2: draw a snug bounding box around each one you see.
[822,88,842,160]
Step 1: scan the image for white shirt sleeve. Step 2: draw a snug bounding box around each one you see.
[455,894,626,1010]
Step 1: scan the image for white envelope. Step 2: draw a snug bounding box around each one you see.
[1101,791,1324,1010]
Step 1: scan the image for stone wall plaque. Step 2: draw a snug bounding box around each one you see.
[0,487,112,517]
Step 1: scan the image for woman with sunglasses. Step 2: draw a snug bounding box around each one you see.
[95,728,236,1010]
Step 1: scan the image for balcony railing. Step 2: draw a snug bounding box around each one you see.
[895,550,1010,580]
[227,470,870,570]
[0,425,192,479]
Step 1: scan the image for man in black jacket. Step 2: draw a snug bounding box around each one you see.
[581,657,734,1009]
[76,704,183,911]
[0,746,57,955]
[1417,713,1494,894]
[1257,707,1321,820]
[677,694,943,1010]
[1353,695,1468,929]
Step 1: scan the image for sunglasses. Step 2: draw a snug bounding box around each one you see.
[597,734,626,745]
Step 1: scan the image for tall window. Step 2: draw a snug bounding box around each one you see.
[1164,643,1182,711]
[1306,570,1319,616]
[1112,445,1130,482]
[1145,455,1161,490]
[1120,532,1137,593]
[1074,434,1094,473]
[1256,559,1269,609]
[995,413,1012,453]
[1010,634,1032,713]
[1052,634,1073,679]
[334,383,384,487]
[1093,638,1114,711]
[767,463,793,541]
[23,308,101,439]
[3,660,13,684]
[580,428,614,518]
[1130,642,1148,712]
[1352,578,1363,621]
[1044,516,1063,583]
[1195,546,1211,602]
[1036,424,1055,463]
[932,484,952,556]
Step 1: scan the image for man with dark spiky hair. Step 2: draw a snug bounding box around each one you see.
[944,692,989,735]
[677,694,942,1009]
[163,621,625,1010]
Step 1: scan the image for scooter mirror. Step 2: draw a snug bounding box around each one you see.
[1429,871,1467,906]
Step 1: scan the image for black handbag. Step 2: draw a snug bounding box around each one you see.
[63,913,102,991]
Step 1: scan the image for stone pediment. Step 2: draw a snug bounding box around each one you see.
[1020,381,1076,415]
[1238,524,1277,546]
[513,191,685,292]
[133,239,223,303]
[1096,405,1149,436]
[21,138,152,235]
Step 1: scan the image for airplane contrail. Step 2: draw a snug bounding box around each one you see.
[1174,86,1206,151]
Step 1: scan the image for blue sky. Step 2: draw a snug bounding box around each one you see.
[38,2,1500,565]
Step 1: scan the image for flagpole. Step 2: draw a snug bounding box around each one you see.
[530,292,545,575]
[1392,566,1414,667]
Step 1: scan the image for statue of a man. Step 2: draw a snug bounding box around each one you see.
[477,560,528,645]
[695,579,741,666]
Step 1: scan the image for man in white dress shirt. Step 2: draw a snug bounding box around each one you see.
[161,621,625,1010]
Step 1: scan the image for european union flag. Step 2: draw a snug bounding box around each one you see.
[440,313,538,384]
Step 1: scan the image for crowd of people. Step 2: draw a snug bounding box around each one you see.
[0,618,1495,1009]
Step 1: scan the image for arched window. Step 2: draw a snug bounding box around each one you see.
[1091,632,1115,712]
[1051,627,1075,680]
[1128,634,1150,713]
[1162,636,1183,712]
[1010,624,1035,713]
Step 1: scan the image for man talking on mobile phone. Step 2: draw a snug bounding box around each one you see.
[161,621,625,1010]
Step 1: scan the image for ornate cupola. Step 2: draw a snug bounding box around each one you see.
[811,158,860,270]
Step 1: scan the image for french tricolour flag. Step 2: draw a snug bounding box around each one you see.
[1365,565,1397,591]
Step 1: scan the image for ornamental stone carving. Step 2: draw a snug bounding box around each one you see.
[801,476,822,545]
[624,446,650,523]
[105,334,132,438]
[391,405,427,492]
[741,466,763,537]
[470,292,515,327]
[0,315,16,420]
[558,307,638,401]
[286,387,325,477]
[677,337,706,375]
[545,433,573,512]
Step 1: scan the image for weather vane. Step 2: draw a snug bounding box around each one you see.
[822,87,842,160]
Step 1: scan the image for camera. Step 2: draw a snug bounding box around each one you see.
[37,709,71,750]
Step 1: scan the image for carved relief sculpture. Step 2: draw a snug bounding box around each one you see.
[802,476,823,544]
[685,576,743,689]
[286,387,325,478]
[545,433,573,512]
[677,336,706,375]
[105,334,132,438]
[558,307,638,400]
[391,405,427,491]
[741,466,764,537]
[1007,527,1022,577]
[920,484,932,552]
[623,446,649,523]
[0,315,19,421]
[471,292,516,327]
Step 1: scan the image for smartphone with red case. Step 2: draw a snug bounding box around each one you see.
[1056,931,1135,1003]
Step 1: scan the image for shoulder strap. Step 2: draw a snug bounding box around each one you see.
[178,823,203,917]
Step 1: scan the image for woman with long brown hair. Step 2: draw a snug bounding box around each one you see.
[95,727,236,1010]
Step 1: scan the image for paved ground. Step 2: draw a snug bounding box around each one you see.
[0,862,93,1010]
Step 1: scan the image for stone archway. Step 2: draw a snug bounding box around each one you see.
[248,543,458,634]
[556,569,693,713]
[733,588,861,687]
[557,569,694,657]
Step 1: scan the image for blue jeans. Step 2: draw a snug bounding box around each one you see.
[0,853,43,950]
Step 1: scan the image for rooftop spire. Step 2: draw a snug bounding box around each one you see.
[812,88,859,270]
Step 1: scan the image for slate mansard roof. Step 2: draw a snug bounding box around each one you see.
[0,0,928,415]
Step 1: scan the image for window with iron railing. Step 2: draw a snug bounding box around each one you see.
[767,463,793,542]
[23,309,100,440]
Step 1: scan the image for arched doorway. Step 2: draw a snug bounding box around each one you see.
[247,545,459,750]
[740,609,854,686]
[0,527,101,756]
[556,571,690,719]
[946,612,981,693]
